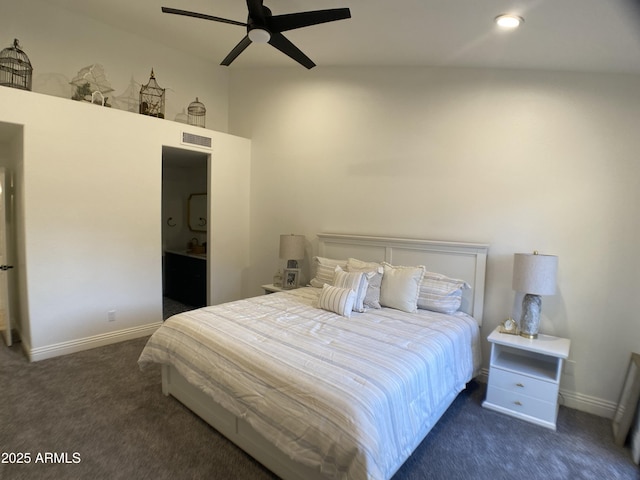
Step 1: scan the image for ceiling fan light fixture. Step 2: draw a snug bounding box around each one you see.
[495,14,524,29]
[248,28,271,43]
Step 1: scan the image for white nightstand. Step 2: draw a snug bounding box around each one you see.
[261,284,291,294]
[482,327,571,430]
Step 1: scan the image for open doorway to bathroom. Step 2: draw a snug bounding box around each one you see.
[0,122,22,346]
[161,146,209,320]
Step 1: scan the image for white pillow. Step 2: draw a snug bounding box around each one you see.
[333,266,368,313]
[417,271,469,314]
[309,256,347,288]
[346,258,383,309]
[317,284,356,318]
[380,262,425,313]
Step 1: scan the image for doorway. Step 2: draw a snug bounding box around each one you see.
[0,122,22,346]
[161,146,209,319]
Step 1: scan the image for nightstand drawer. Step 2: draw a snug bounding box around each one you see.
[485,385,557,424]
[489,368,559,403]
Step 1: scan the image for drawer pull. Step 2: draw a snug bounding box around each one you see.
[514,401,523,406]
[516,383,525,388]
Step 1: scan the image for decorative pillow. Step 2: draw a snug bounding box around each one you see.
[317,284,356,318]
[380,262,425,313]
[417,272,470,314]
[346,258,383,309]
[309,256,347,288]
[333,266,368,313]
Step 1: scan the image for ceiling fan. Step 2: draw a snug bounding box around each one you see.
[162,1,351,69]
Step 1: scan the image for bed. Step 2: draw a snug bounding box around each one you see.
[139,234,489,480]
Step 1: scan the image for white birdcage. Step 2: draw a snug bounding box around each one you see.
[69,64,114,106]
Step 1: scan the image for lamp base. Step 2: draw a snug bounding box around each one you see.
[519,293,541,339]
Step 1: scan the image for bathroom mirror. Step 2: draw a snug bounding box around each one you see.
[188,193,207,232]
[612,352,640,446]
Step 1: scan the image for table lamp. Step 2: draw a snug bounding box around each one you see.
[279,234,305,268]
[512,251,558,339]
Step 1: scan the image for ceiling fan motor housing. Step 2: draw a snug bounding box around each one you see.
[248,6,272,43]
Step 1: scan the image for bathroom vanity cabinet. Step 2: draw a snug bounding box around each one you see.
[164,251,207,307]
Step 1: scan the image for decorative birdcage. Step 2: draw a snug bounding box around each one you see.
[139,69,165,118]
[69,64,114,106]
[0,39,33,91]
[187,97,206,128]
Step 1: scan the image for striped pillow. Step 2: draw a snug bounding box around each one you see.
[317,284,356,318]
[309,256,347,288]
[333,266,368,313]
[417,272,469,314]
[346,258,383,309]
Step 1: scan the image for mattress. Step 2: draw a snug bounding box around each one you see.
[139,287,481,480]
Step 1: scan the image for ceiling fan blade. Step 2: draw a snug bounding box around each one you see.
[161,7,247,27]
[268,32,315,69]
[221,36,253,66]
[269,8,351,32]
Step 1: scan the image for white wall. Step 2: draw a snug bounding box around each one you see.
[229,66,640,416]
[0,86,250,360]
[0,1,251,360]
[2,0,230,132]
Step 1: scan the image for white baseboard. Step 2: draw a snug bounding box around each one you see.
[27,322,162,362]
[559,389,618,419]
[477,368,617,420]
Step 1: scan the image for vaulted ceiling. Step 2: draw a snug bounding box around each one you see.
[46,0,640,73]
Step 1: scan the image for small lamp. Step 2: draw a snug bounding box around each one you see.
[279,234,305,268]
[512,251,558,339]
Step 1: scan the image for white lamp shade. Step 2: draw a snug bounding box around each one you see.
[279,234,305,260]
[512,253,558,295]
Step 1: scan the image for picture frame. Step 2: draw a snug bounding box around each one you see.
[612,352,640,446]
[282,268,300,290]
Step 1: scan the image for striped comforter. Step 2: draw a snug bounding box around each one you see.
[138,287,481,480]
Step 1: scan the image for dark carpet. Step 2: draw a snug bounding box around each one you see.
[163,295,196,320]
[0,336,638,480]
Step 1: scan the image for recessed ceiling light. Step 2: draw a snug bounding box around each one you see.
[495,14,524,29]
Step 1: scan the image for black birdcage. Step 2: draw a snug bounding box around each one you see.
[0,39,33,91]
[188,97,206,128]
[139,69,165,118]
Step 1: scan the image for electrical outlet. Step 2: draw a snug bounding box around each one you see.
[564,359,576,376]
[107,310,116,322]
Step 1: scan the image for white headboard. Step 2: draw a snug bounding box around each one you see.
[317,233,489,326]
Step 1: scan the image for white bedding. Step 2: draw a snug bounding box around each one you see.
[139,287,481,480]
